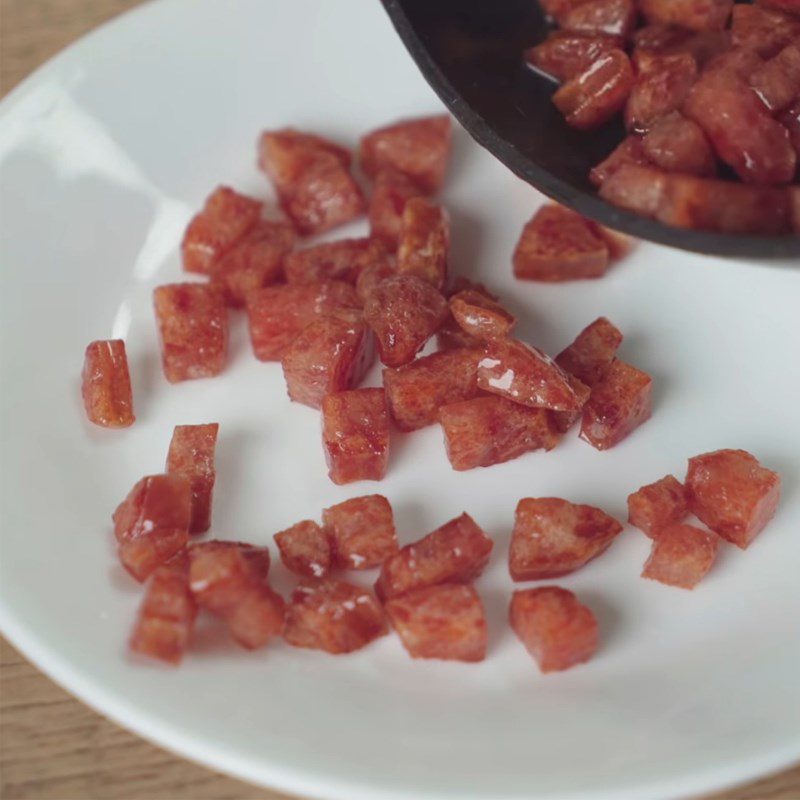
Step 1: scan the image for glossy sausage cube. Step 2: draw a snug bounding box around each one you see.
[225,583,286,650]
[540,0,597,23]
[166,423,219,534]
[397,198,449,290]
[368,169,422,248]
[274,520,331,579]
[153,283,228,383]
[284,580,388,654]
[548,373,593,434]
[627,475,688,538]
[731,4,800,58]
[284,237,389,286]
[525,32,622,82]
[589,136,652,187]
[599,164,669,217]
[641,523,719,589]
[641,113,717,177]
[631,25,731,71]
[561,0,637,38]
[81,339,135,428]
[449,290,515,340]
[321,388,390,485]
[639,0,733,31]
[555,316,623,388]
[510,587,598,673]
[685,449,781,548]
[375,513,493,600]
[749,43,800,113]
[386,584,488,662]
[322,494,398,569]
[355,259,398,304]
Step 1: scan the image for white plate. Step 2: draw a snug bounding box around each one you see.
[0,2,798,799]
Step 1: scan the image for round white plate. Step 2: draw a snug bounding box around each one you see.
[1,2,798,799]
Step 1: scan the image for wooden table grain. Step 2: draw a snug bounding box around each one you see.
[0,2,798,799]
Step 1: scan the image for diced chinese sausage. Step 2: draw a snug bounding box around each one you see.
[359,115,451,193]
[440,396,561,471]
[641,524,719,589]
[436,317,482,351]
[258,128,351,178]
[509,587,598,673]
[631,27,731,71]
[386,584,488,662]
[284,237,389,286]
[181,186,262,275]
[548,373,592,433]
[703,47,765,80]
[540,0,594,23]
[509,497,623,580]
[685,449,781,548]
[363,274,449,367]
[525,32,621,82]
[397,198,449,290]
[513,204,610,281]
[225,584,286,649]
[355,259,398,304]
[375,513,493,600]
[553,50,635,130]
[580,358,653,450]
[749,44,800,112]
[369,170,422,248]
[321,388,390,485]
[731,4,800,58]
[449,290,515,340]
[627,475,688,538]
[555,316,623,388]
[561,0,637,38]
[589,136,652,187]
[284,580,388,654]
[323,494,398,569]
[598,164,668,217]
[166,423,219,534]
[112,475,191,582]
[639,0,733,32]
[274,520,331,579]
[383,347,481,431]
[81,339,135,428]
[641,113,717,176]
[153,283,228,383]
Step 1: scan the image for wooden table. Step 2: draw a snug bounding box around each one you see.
[1,2,798,798]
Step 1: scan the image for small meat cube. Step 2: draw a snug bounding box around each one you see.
[153,283,228,383]
[731,4,800,58]
[166,423,219,534]
[225,584,286,649]
[210,220,295,308]
[397,198,449,290]
[552,50,635,130]
[599,164,668,217]
[631,27,731,71]
[246,281,360,361]
[359,115,451,193]
[129,554,196,665]
[525,32,622,82]
[548,374,592,434]
[81,339,135,428]
[478,337,586,411]
[509,497,623,580]
[683,68,797,184]
[323,494,398,569]
[561,0,637,38]
[440,396,561,470]
[375,513,493,600]
[589,136,652,187]
[284,580,388,654]
[580,358,653,450]
[274,520,331,579]
[385,584,488,662]
[510,587,598,673]
[642,523,719,589]
[363,274,449,367]
[369,170,422,248]
[639,0,733,32]
[449,290,515,340]
[284,237,389,286]
[555,317,623,388]
[321,388,390,484]
[513,204,610,281]
[625,52,698,133]
[355,259,398,304]
[704,47,766,79]
[540,0,596,23]
[112,475,191,582]
[436,317,481,351]
[641,113,717,176]
[686,449,781,548]
[749,44,800,113]
[627,475,688,537]
[182,186,262,275]
[281,310,374,409]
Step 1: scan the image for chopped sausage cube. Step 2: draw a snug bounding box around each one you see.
[386,584,488,662]
[323,494,398,569]
[631,26,731,71]
[246,280,360,361]
[274,520,332,579]
[540,0,596,24]
[363,274,449,367]
[225,583,286,649]
[81,339,135,428]
[509,497,623,580]
[589,136,652,187]
[112,474,192,582]
[359,115,451,194]
[397,198,449,290]
[436,317,482,351]
[642,523,719,589]
[731,4,800,58]
[685,449,781,548]
[639,0,733,31]
[510,587,598,673]
[627,475,688,537]
[355,259,398,304]
[440,396,561,470]
[130,554,197,665]
[548,373,593,433]
[749,43,800,113]
[284,580,388,654]
[166,423,219,534]
[525,32,622,82]
[477,337,586,411]
[449,290,515,340]
[181,186,262,275]
[284,237,389,286]
[321,388,390,485]
[599,164,669,217]
[641,113,717,176]
[369,170,422,248]
[153,283,228,383]
[555,316,623,388]
[561,0,637,38]
[553,50,635,130]
[513,204,610,281]
[375,513,493,600]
